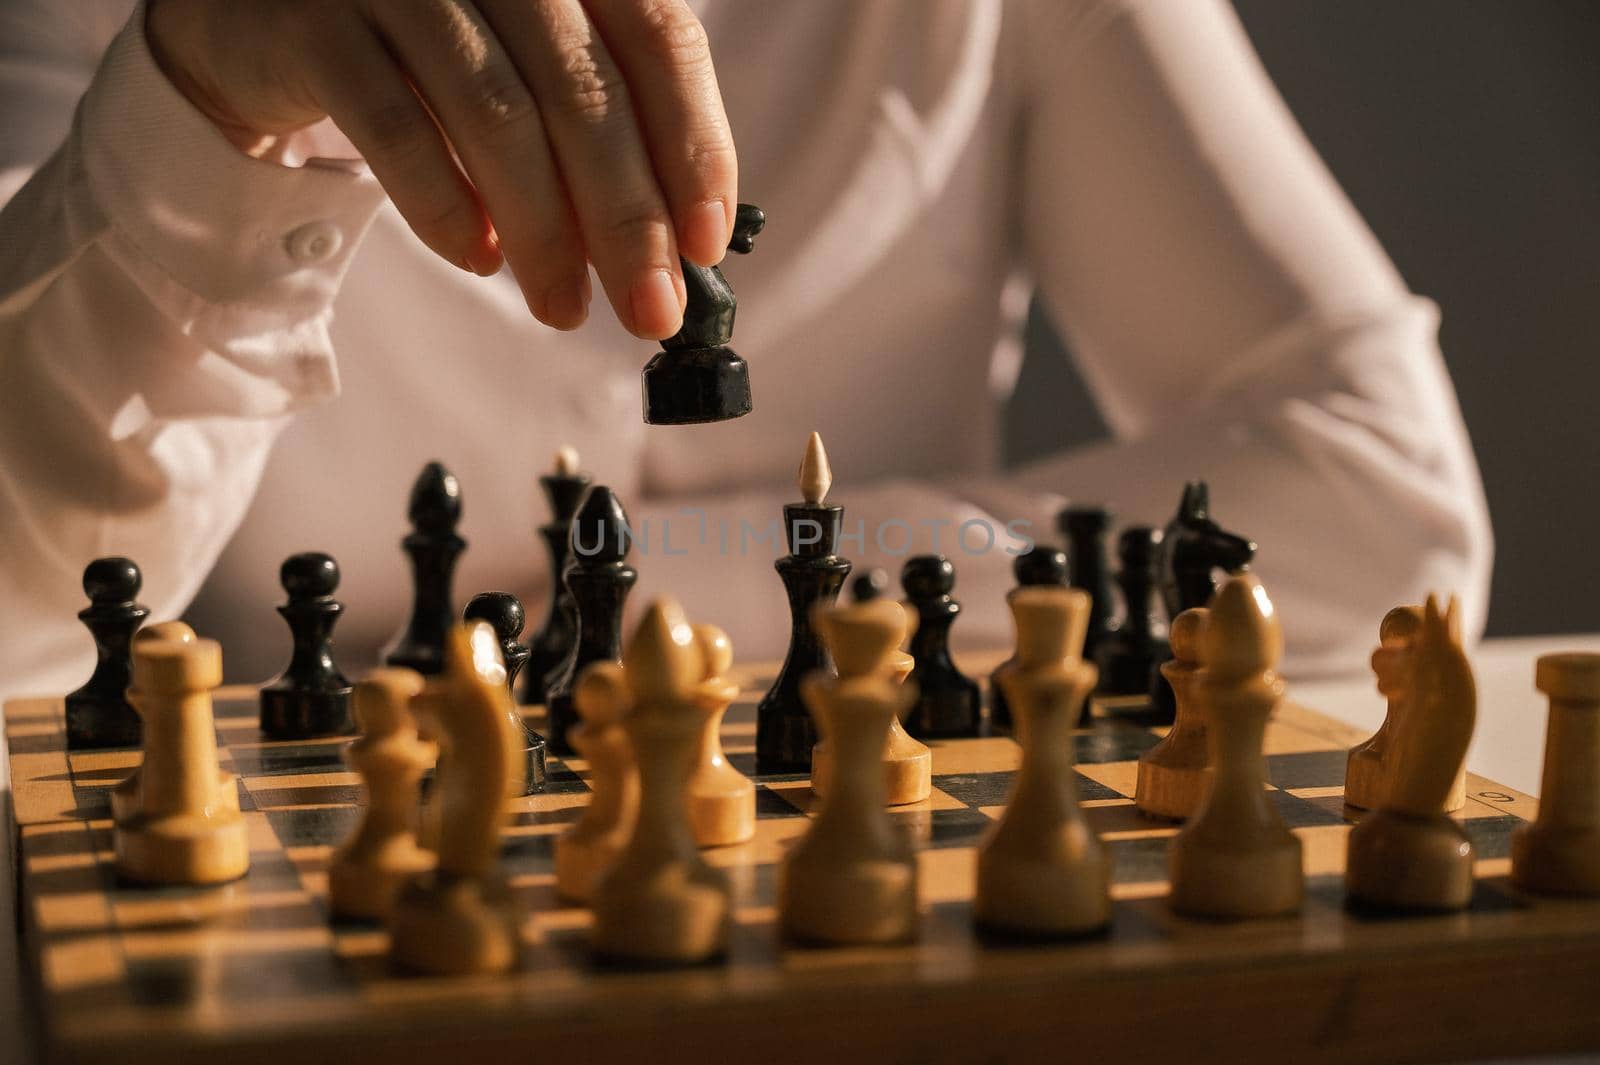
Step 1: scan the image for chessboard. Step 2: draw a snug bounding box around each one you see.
[7,655,1600,1065]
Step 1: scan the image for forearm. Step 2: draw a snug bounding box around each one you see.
[0,4,386,698]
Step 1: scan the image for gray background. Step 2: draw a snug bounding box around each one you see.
[1006,1,1600,638]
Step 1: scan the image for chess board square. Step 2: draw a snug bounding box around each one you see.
[1463,814,1520,860]
[1264,750,1351,790]
[264,806,360,851]
[1074,727,1161,765]
[229,740,349,778]
[755,784,805,819]
[1266,788,1347,828]
[1106,835,1170,887]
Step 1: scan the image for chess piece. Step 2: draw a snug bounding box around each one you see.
[544,486,638,754]
[389,623,525,975]
[976,586,1111,938]
[1512,652,1600,896]
[1134,608,1211,820]
[1060,505,1115,663]
[812,587,930,807]
[465,592,548,794]
[642,202,764,424]
[523,446,592,705]
[1097,527,1171,696]
[110,621,198,826]
[65,557,150,749]
[260,552,354,739]
[113,630,249,885]
[554,663,641,902]
[988,546,1069,732]
[851,567,890,604]
[780,598,920,945]
[756,433,852,772]
[1347,596,1477,912]
[901,555,980,738]
[591,600,732,965]
[1348,606,1411,807]
[1168,574,1302,919]
[686,624,755,847]
[329,668,437,920]
[383,462,466,675]
[1149,482,1255,723]
[1345,605,1467,814]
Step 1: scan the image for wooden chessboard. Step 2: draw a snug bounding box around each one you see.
[7,657,1600,1065]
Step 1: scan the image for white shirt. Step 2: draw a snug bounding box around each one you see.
[0,0,1492,698]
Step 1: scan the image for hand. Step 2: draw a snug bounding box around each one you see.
[147,0,738,340]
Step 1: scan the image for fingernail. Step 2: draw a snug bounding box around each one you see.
[543,280,590,330]
[682,199,729,265]
[630,269,683,338]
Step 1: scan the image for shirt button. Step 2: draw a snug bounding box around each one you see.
[285,221,343,264]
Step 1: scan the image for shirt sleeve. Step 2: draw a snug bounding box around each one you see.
[0,0,389,699]
[1002,0,1493,674]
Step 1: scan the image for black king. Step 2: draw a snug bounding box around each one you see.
[756,433,852,773]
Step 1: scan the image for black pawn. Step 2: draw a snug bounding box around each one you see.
[543,487,637,755]
[641,203,764,425]
[522,462,592,706]
[464,592,548,794]
[851,568,890,603]
[1096,528,1171,696]
[1060,505,1116,663]
[755,497,852,773]
[65,557,150,749]
[260,553,354,738]
[383,462,465,675]
[988,546,1069,733]
[902,555,981,739]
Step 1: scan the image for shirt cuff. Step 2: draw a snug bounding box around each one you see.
[77,3,388,328]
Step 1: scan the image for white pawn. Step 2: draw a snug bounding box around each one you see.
[590,600,732,965]
[1168,573,1303,920]
[812,601,931,806]
[114,629,249,885]
[328,668,437,920]
[1135,608,1211,820]
[687,624,755,847]
[555,661,640,902]
[389,623,525,975]
[780,598,920,946]
[975,587,1110,937]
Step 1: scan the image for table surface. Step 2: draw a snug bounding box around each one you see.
[2,632,1596,1065]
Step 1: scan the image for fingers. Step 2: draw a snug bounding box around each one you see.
[368,0,592,329]
[302,15,499,277]
[481,0,686,339]
[583,0,736,267]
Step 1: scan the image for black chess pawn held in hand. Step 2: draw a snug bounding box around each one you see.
[260,552,354,739]
[642,203,765,425]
